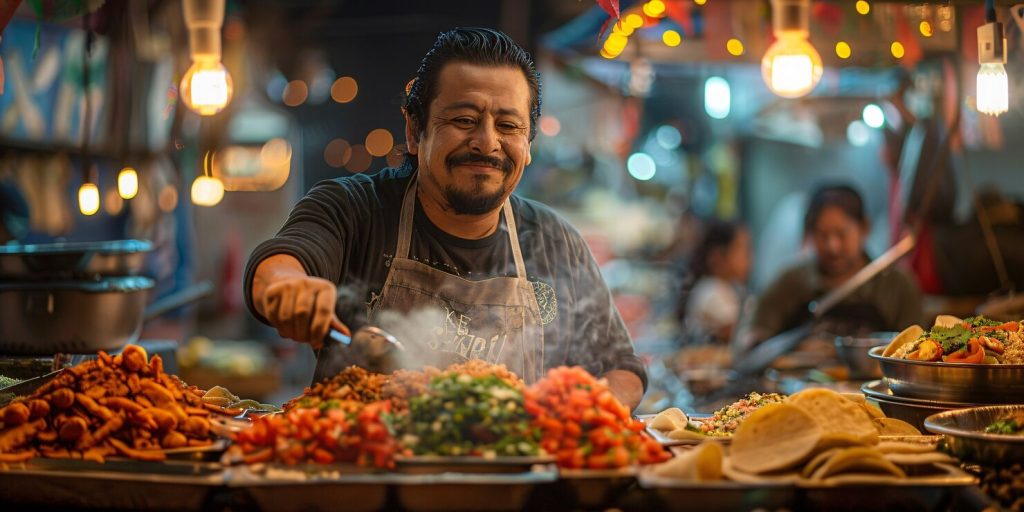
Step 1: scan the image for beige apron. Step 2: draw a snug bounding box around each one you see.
[313,176,545,383]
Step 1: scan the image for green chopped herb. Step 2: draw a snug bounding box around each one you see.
[985,419,1022,435]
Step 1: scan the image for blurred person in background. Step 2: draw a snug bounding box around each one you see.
[744,185,923,349]
[677,220,751,346]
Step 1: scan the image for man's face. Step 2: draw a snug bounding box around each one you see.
[810,206,866,278]
[407,62,532,215]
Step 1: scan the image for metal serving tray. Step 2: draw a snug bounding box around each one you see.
[0,458,224,511]
[393,455,554,474]
[638,462,974,512]
[924,405,1024,466]
[869,346,1024,404]
[227,464,394,512]
[558,467,638,510]
[638,473,797,512]
[797,463,975,512]
[393,468,557,512]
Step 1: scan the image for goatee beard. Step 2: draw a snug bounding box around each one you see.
[442,153,514,215]
[445,182,505,215]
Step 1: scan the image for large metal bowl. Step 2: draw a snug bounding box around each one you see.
[924,405,1024,466]
[0,277,153,355]
[868,346,1024,404]
[0,240,152,280]
[861,380,980,431]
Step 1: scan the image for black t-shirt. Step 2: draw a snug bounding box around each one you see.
[243,166,646,388]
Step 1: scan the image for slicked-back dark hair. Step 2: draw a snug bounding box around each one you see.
[804,184,867,235]
[403,27,542,148]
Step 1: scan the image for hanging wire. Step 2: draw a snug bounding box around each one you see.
[81,12,94,185]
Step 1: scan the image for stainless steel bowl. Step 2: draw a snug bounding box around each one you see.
[835,333,893,379]
[0,277,153,355]
[0,240,152,280]
[861,379,981,431]
[924,405,1024,466]
[868,346,1024,404]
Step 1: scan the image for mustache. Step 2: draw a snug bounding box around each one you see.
[445,153,513,173]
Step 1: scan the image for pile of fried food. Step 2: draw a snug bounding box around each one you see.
[647,389,953,483]
[885,315,1024,365]
[649,391,921,442]
[0,345,235,463]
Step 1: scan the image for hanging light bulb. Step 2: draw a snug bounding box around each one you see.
[180,0,233,115]
[180,60,233,115]
[191,151,224,206]
[191,175,224,206]
[976,7,1008,116]
[79,183,100,216]
[117,167,138,199]
[977,64,1008,116]
[761,0,823,98]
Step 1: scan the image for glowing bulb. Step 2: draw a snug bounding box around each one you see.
[977,63,1008,116]
[862,103,885,128]
[761,32,823,98]
[890,42,905,59]
[726,38,744,56]
[79,183,100,216]
[179,60,233,115]
[847,121,871,147]
[694,0,707,4]
[643,0,666,17]
[662,30,681,47]
[606,33,628,52]
[919,21,933,37]
[627,153,656,181]
[117,167,138,199]
[855,1,870,15]
[835,41,851,59]
[191,176,224,206]
[704,76,731,119]
[625,14,644,28]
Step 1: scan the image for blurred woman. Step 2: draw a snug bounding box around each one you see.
[679,220,751,345]
[746,185,923,345]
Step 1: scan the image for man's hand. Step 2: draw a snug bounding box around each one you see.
[252,254,349,348]
[602,369,644,412]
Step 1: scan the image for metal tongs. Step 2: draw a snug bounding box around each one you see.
[326,326,405,355]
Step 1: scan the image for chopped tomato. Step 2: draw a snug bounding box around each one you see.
[945,338,985,364]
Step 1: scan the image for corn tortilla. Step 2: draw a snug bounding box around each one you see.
[873,417,921,436]
[786,389,879,445]
[883,325,925,357]
[651,441,724,481]
[728,403,822,474]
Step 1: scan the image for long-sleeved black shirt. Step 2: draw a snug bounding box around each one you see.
[244,166,647,389]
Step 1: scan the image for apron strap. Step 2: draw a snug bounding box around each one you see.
[395,175,418,259]
[396,173,527,280]
[503,200,527,280]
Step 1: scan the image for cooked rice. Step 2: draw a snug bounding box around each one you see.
[1003,331,1024,364]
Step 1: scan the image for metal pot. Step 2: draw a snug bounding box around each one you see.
[0,277,154,355]
[869,346,1024,404]
[0,240,152,280]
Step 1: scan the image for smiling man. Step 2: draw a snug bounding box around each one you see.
[245,28,646,410]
